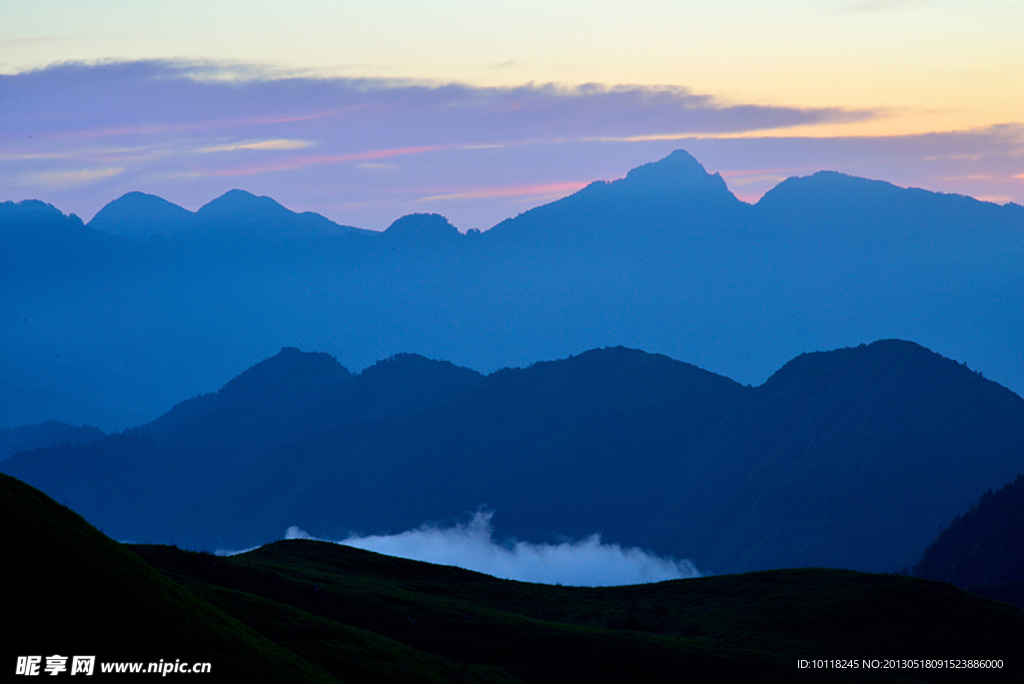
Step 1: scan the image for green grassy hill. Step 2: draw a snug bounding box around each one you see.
[3,472,1021,682]
[137,539,1024,683]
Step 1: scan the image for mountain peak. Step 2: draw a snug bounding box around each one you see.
[383,213,460,243]
[192,190,365,240]
[222,347,351,396]
[484,149,744,244]
[614,149,734,198]
[1,199,82,228]
[142,347,352,434]
[196,189,289,219]
[550,150,739,213]
[624,149,710,181]
[762,339,1005,401]
[89,192,195,239]
[757,171,901,208]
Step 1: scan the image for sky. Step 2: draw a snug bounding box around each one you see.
[3,0,1024,230]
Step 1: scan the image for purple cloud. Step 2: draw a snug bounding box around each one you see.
[1,60,874,229]
[2,60,1020,231]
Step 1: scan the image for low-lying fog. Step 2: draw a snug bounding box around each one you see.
[278,511,700,586]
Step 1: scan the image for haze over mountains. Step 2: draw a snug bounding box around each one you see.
[2,150,1023,430]
[7,340,1024,577]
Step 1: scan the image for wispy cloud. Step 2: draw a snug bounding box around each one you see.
[417,181,588,202]
[1,60,871,147]
[188,145,445,178]
[197,139,314,153]
[284,511,700,587]
[24,167,123,188]
[2,59,1021,229]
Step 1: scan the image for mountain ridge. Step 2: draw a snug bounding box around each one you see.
[6,340,1023,575]
[3,149,1024,431]
[85,188,371,241]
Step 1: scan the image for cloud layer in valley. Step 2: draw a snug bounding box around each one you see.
[283,512,700,586]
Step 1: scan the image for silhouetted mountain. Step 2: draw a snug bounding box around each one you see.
[192,189,369,241]
[0,420,103,463]
[0,199,129,283]
[669,339,1024,573]
[86,189,370,242]
[486,149,748,252]
[88,191,197,240]
[382,213,461,247]
[3,348,483,542]
[914,473,1024,608]
[4,150,1024,431]
[172,346,746,551]
[0,198,86,237]
[7,341,1023,574]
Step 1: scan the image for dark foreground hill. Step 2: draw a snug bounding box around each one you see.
[4,473,1022,683]
[6,340,1024,575]
[0,473,337,682]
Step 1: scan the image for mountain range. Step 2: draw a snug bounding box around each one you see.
[88,189,372,242]
[2,150,1023,430]
[6,340,1024,575]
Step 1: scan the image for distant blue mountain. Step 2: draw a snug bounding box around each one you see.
[2,349,484,540]
[88,189,370,241]
[192,189,370,240]
[6,340,1024,575]
[382,213,462,247]
[88,191,197,240]
[0,420,104,463]
[2,150,1023,428]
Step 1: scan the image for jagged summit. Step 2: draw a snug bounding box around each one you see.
[623,149,728,188]
[567,149,738,205]
[485,149,745,244]
[0,200,88,239]
[1,199,78,224]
